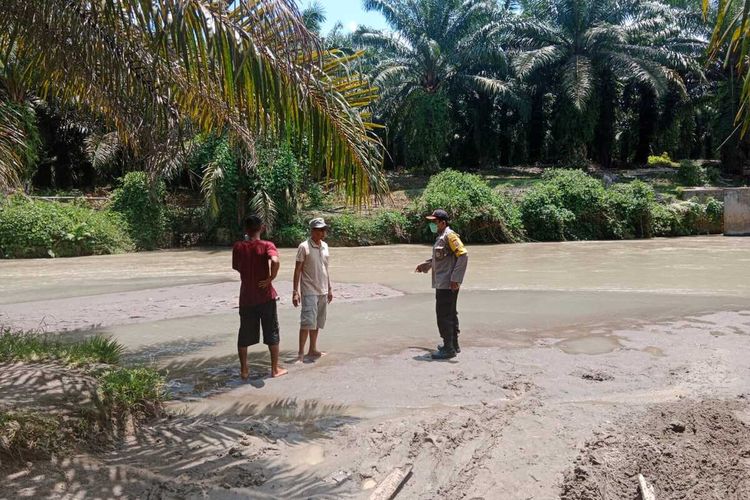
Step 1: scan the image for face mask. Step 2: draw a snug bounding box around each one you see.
[429,222,438,234]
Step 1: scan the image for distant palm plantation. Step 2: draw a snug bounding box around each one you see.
[0,0,748,256]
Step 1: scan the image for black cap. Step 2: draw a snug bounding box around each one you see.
[426,209,449,222]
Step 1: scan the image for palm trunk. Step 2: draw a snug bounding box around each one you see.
[595,77,616,168]
[528,91,546,163]
[634,85,657,165]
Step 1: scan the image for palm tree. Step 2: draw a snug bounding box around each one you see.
[301,1,327,34]
[356,0,516,170]
[706,0,749,134]
[512,0,703,166]
[0,0,384,203]
[705,0,750,173]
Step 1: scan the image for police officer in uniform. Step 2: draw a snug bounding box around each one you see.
[415,209,469,359]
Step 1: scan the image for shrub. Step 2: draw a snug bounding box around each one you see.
[326,210,411,246]
[272,223,308,247]
[0,195,133,258]
[97,367,166,421]
[306,183,326,209]
[373,210,412,243]
[604,181,656,239]
[253,144,305,229]
[652,197,723,236]
[188,135,241,233]
[705,197,724,222]
[676,160,705,187]
[111,172,167,250]
[415,169,522,243]
[518,191,575,241]
[647,152,678,168]
[706,166,722,185]
[520,169,609,241]
[165,204,210,247]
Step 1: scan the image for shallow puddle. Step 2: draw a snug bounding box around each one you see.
[554,335,622,355]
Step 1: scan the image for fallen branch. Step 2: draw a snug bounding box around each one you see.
[369,464,413,500]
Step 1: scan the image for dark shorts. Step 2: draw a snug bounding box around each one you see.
[238,299,280,347]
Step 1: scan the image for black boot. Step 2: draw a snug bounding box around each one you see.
[432,337,456,359]
[437,333,461,354]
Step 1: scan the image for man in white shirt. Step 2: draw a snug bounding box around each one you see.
[292,218,333,363]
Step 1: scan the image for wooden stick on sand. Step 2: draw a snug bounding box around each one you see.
[638,473,656,500]
[369,465,413,500]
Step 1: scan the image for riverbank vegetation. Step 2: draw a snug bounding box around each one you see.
[0,329,166,460]
[0,0,747,258]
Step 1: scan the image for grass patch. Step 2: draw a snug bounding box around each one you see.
[0,328,125,366]
[0,411,69,460]
[1,331,167,461]
[97,367,166,421]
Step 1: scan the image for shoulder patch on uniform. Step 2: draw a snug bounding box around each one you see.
[446,232,467,256]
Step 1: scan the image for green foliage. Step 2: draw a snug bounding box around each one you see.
[520,170,609,241]
[604,181,656,239]
[191,134,240,230]
[164,204,210,247]
[416,170,522,243]
[191,138,310,239]
[0,195,133,258]
[326,210,411,246]
[521,171,667,241]
[97,367,166,421]
[306,183,326,210]
[652,197,723,236]
[705,197,724,222]
[706,166,722,185]
[0,329,124,366]
[677,160,705,187]
[517,196,575,241]
[253,144,306,229]
[272,224,308,248]
[111,172,167,250]
[0,329,165,460]
[513,1,699,166]
[398,91,453,172]
[358,0,510,170]
[0,411,68,460]
[2,1,387,204]
[647,152,679,168]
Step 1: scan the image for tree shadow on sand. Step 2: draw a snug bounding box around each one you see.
[1,396,360,499]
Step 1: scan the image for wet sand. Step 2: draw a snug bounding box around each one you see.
[2,236,750,498]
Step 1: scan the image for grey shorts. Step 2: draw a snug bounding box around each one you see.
[301,294,327,330]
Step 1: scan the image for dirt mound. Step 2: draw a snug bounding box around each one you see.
[561,399,750,500]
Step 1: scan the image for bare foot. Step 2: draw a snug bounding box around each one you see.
[272,367,288,378]
[294,354,305,364]
[240,369,249,380]
[307,350,326,358]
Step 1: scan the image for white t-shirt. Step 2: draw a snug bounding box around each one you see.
[296,238,330,296]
